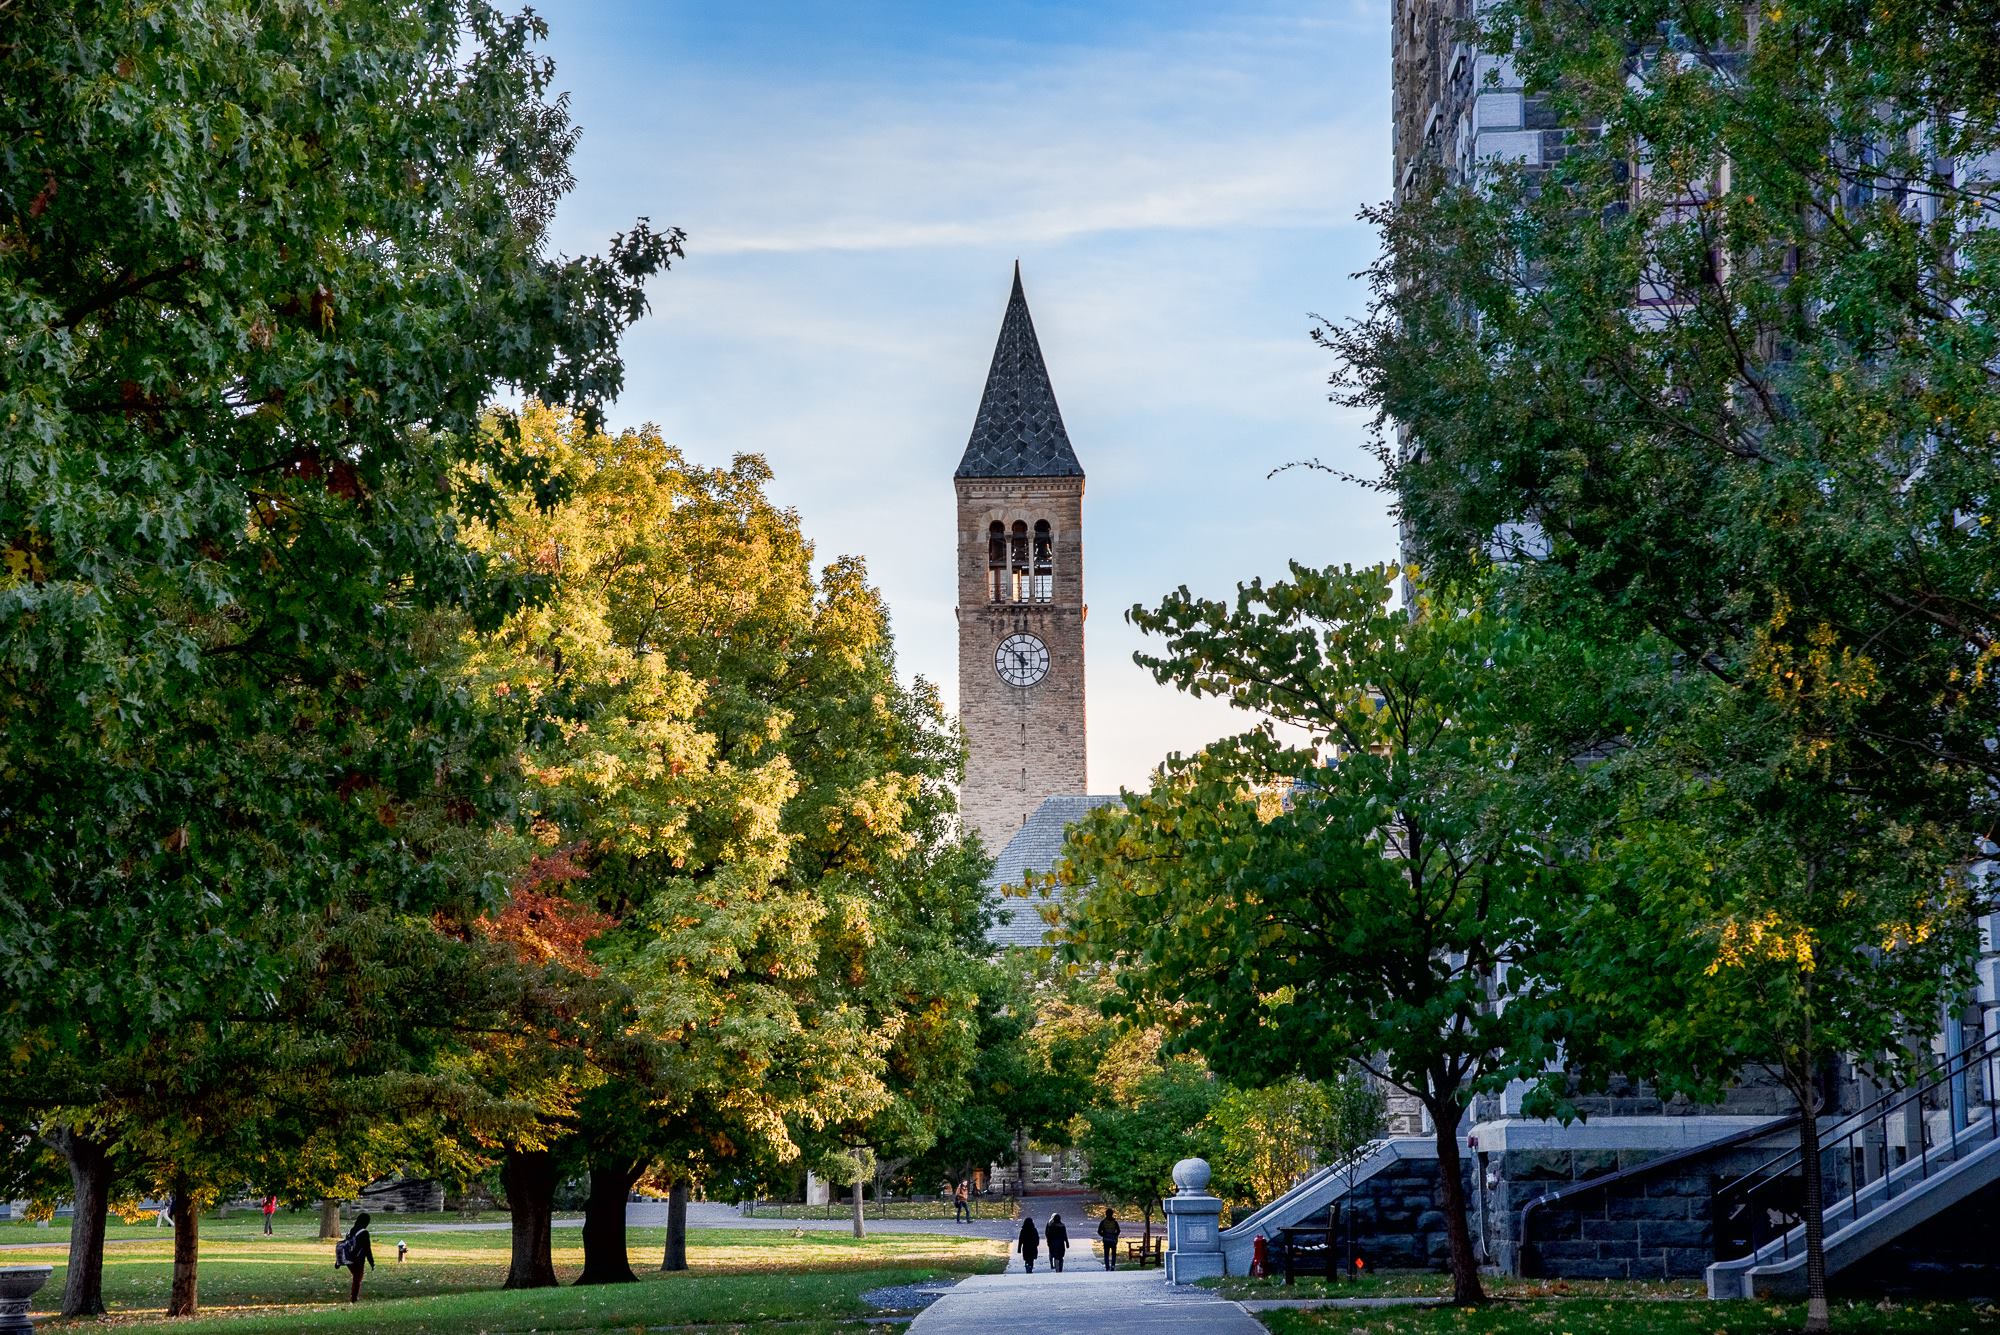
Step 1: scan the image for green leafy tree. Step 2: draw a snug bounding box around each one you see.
[1078,1059,1219,1255]
[1327,1,2000,826]
[462,406,807,1286]
[1319,6,1997,1324]
[0,1,673,1314]
[1531,650,1976,1328]
[1209,1074,1385,1211]
[467,404,991,1282]
[1057,565,1579,1304]
[908,953,1101,1198]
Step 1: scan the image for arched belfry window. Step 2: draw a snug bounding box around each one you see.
[1031,521,1053,602]
[987,522,1007,601]
[1008,521,1030,602]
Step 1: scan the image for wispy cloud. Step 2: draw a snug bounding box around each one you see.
[542,0,1398,792]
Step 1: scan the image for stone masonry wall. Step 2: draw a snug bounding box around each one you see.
[955,476,1086,852]
[1274,1155,1471,1274]
[352,1177,445,1213]
[1487,1139,1814,1281]
[1471,1070,1798,1125]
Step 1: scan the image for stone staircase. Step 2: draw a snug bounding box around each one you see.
[1217,1136,1442,1276]
[1706,1031,2000,1299]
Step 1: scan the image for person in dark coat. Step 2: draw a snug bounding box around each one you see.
[1097,1207,1120,1270]
[1016,1215,1041,1273]
[1044,1212,1069,1272]
[341,1211,376,1302]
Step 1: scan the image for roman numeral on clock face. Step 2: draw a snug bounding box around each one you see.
[995,633,1050,687]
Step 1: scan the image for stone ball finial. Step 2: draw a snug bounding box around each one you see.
[1171,1157,1212,1194]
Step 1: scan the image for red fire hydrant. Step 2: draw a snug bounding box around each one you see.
[1249,1234,1269,1278]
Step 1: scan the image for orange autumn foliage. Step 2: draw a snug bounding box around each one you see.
[481,845,615,971]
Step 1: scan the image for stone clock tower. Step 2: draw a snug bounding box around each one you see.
[955,266,1087,852]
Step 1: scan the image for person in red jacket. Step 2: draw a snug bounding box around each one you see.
[261,1195,277,1235]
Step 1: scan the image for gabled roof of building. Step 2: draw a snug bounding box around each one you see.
[983,794,1122,949]
[955,265,1084,480]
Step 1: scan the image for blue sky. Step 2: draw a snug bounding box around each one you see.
[536,0,1399,793]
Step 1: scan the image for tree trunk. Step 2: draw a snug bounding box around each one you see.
[1429,1100,1484,1304]
[501,1149,560,1289]
[576,1158,640,1285]
[46,1126,110,1317]
[1142,1200,1153,1254]
[318,1199,340,1239]
[851,1163,866,1240]
[661,1182,689,1271]
[1798,1092,1830,1332]
[167,1179,199,1317]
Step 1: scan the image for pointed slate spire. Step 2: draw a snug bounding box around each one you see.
[955,264,1084,478]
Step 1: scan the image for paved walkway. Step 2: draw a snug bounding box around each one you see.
[908,1268,1266,1335]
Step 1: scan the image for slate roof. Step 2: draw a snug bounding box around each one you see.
[983,794,1122,948]
[955,265,1085,479]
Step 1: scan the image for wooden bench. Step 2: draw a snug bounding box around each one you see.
[1124,1235,1163,1268]
[1277,1228,1330,1285]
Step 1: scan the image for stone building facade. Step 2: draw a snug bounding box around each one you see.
[954,266,1089,853]
[1386,3,2000,1295]
[1392,0,1563,201]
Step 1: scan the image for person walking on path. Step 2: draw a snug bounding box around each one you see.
[1016,1215,1041,1274]
[1045,1212,1068,1272]
[953,1182,970,1223]
[261,1195,277,1235]
[1097,1207,1120,1271]
[337,1211,375,1302]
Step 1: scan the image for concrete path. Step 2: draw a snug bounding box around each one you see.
[907,1268,1266,1335]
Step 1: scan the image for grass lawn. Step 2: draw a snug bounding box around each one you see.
[746,1200,1017,1221]
[1211,1271,1703,1302]
[8,1223,1004,1332]
[1257,1297,2000,1334]
[0,1209,516,1248]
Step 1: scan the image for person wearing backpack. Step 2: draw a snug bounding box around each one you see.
[334,1210,375,1301]
[1096,1207,1120,1270]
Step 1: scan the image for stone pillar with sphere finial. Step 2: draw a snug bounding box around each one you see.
[0,1264,52,1335]
[1162,1158,1226,1282]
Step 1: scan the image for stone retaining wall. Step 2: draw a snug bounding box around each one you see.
[1278,1153,1472,1273]
[1486,1140,1817,1280]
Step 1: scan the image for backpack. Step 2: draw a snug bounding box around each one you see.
[332,1238,350,1268]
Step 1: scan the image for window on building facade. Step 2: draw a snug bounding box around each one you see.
[1008,520,1030,601]
[988,521,1006,601]
[1031,520,1053,602]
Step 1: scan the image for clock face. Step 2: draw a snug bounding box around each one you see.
[995,633,1050,688]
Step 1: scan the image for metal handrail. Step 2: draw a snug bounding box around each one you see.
[1716,1029,1999,1197]
[1222,1137,1393,1240]
[1715,1028,2000,1265]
